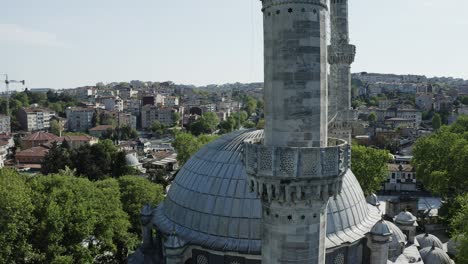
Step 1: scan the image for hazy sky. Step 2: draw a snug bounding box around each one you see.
[1,0,467,89]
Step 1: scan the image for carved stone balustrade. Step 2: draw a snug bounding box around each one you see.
[242,138,350,204]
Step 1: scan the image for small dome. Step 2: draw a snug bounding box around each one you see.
[447,235,463,257]
[125,153,140,167]
[366,193,380,206]
[419,245,452,264]
[416,233,443,249]
[370,219,392,236]
[394,210,417,225]
[387,221,407,258]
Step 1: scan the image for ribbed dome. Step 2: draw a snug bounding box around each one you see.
[154,130,380,254]
[419,246,452,264]
[386,221,407,258]
[416,233,443,249]
[370,219,392,236]
[394,211,417,225]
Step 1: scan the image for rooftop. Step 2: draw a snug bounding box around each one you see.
[23,132,58,142]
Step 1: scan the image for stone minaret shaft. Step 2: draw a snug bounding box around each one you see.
[263,0,328,148]
[244,1,350,263]
[328,0,355,120]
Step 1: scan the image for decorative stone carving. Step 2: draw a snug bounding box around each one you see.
[243,137,350,204]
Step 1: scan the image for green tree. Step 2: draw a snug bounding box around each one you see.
[172,112,181,127]
[41,142,72,175]
[243,120,256,128]
[190,112,220,136]
[351,145,390,196]
[172,132,202,165]
[118,125,138,140]
[256,118,265,129]
[412,125,468,198]
[50,119,62,136]
[432,113,442,130]
[112,151,139,177]
[29,174,135,263]
[117,176,164,234]
[243,96,257,116]
[450,193,468,263]
[172,132,218,165]
[368,112,377,124]
[151,121,165,136]
[0,169,35,262]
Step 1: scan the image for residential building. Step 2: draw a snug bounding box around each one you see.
[384,164,418,192]
[0,115,11,134]
[415,93,434,111]
[22,132,58,149]
[15,146,49,170]
[66,107,95,132]
[164,96,179,107]
[0,134,14,168]
[375,108,422,128]
[141,105,180,129]
[58,135,98,149]
[117,112,137,129]
[125,99,141,116]
[100,96,124,112]
[17,107,56,131]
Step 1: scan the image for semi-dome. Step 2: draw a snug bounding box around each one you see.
[386,221,407,258]
[419,245,453,264]
[394,210,417,225]
[416,233,444,249]
[153,130,380,254]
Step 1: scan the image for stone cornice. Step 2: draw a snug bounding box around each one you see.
[261,0,328,11]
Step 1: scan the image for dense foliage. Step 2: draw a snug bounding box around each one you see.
[172,132,218,165]
[412,116,468,198]
[351,145,390,196]
[189,112,220,136]
[41,140,137,180]
[450,193,468,263]
[0,169,164,263]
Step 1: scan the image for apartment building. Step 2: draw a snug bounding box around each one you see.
[17,107,56,131]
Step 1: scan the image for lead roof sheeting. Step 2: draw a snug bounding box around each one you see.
[154,130,380,254]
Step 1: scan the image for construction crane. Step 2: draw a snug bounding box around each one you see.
[1,74,25,116]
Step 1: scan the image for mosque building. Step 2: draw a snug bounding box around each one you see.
[129,0,454,263]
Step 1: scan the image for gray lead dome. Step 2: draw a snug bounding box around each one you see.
[154,130,380,254]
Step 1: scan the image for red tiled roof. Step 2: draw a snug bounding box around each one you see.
[58,135,97,142]
[89,125,114,131]
[16,146,49,158]
[23,132,58,142]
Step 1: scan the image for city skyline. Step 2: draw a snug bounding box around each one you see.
[1,0,468,89]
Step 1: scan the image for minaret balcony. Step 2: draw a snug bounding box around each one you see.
[242,137,350,203]
[328,44,356,64]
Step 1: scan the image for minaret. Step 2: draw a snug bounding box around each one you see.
[243,0,350,263]
[328,0,356,141]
